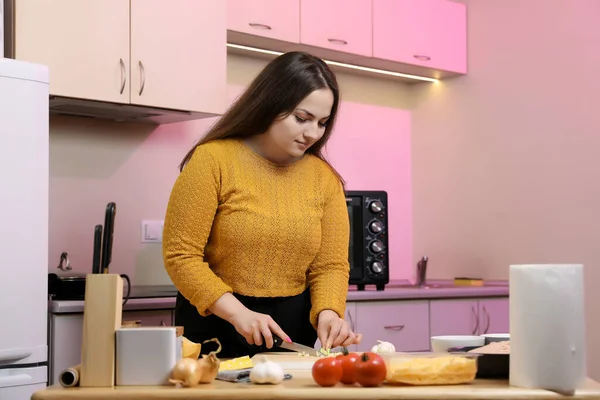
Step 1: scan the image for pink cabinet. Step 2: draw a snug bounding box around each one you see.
[300,0,372,57]
[354,301,430,352]
[130,0,226,115]
[373,0,467,74]
[227,0,300,43]
[430,298,509,341]
[430,299,479,336]
[478,298,509,334]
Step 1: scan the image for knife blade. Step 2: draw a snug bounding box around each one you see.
[273,336,318,356]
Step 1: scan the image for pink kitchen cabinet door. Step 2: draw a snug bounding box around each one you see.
[478,298,509,335]
[300,0,372,57]
[130,0,226,114]
[430,299,479,338]
[227,0,300,43]
[354,301,430,353]
[373,0,467,74]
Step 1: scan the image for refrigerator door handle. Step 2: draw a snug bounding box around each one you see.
[0,349,32,364]
[0,373,33,388]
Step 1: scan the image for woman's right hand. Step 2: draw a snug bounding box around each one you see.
[229,309,291,349]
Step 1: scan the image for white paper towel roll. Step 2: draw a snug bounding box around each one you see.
[509,264,587,394]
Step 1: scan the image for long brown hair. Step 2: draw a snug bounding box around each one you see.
[179,51,345,186]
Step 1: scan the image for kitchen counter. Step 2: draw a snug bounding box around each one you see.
[49,280,509,314]
[31,372,600,400]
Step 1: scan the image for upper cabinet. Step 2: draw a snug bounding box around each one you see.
[129,0,225,114]
[300,0,372,58]
[11,0,226,123]
[227,0,300,44]
[373,0,467,74]
[13,0,131,104]
[226,0,468,81]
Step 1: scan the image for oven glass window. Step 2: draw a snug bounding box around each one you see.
[347,202,354,270]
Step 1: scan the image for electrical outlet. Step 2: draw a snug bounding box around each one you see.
[141,220,164,243]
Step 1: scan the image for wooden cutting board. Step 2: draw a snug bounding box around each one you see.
[251,352,319,370]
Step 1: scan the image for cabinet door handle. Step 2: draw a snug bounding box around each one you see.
[138,60,146,96]
[383,325,405,331]
[119,58,126,95]
[328,38,348,46]
[471,305,479,335]
[346,310,355,331]
[414,54,431,61]
[483,306,490,334]
[248,22,271,30]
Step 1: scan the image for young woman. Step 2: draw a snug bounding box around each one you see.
[162,51,361,358]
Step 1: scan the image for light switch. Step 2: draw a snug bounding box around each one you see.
[141,220,164,243]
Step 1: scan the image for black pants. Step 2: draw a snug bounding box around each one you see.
[174,288,317,358]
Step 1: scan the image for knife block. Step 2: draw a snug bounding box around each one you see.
[80,274,124,387]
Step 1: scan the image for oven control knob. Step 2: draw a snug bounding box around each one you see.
[369,220,384,234]
[371,262,384,274]
[369,201,383,213]
[370,240,384,253]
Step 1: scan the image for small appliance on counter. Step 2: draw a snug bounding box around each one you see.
[48,202,130,301]
[345,190,389,291]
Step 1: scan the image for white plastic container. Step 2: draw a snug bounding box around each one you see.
[116,327,182,386]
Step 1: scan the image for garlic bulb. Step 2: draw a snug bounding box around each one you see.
[249,356,285,384]
[371,340,396,354]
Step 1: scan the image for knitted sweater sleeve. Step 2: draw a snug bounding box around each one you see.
[307,174,350,328]
[162,146,232,316]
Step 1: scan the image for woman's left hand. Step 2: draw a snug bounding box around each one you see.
[317,310,362,350]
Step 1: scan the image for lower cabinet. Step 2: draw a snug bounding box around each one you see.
[429,298,509,338]
[344,297,509,353]
[352,300,431,353]
[48,309,173,385]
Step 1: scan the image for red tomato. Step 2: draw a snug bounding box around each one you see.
[355,352,387,387]
[312,357,343,387]
[336,351,360,385]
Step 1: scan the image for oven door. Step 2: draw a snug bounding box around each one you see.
[346,196,364,282]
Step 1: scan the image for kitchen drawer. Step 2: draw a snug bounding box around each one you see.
[354,300,430,352]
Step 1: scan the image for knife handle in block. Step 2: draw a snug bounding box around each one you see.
[80,273,124,387]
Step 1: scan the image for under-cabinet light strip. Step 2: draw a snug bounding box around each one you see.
[226,43,439,83]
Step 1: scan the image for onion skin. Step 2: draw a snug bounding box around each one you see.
[169,337,222,387]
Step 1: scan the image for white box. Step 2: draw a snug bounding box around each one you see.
[116,327,182,386]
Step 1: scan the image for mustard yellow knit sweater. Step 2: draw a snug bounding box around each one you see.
[162,138,350,327]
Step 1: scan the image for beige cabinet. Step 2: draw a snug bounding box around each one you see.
[130,0,225,114]
[14,0,130,104]
[13,0,226,115]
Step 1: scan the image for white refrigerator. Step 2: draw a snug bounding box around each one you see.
[0,58,49,398]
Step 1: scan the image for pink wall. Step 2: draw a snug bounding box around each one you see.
[326,101,413,281]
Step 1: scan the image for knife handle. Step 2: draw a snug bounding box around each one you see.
[272,335,284,347]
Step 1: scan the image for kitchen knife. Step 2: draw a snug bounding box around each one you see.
[273,336,318,356]
[92,224,103,274]
[100,202,116,274]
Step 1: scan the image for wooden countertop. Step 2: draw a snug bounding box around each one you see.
[32,371,600,400]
